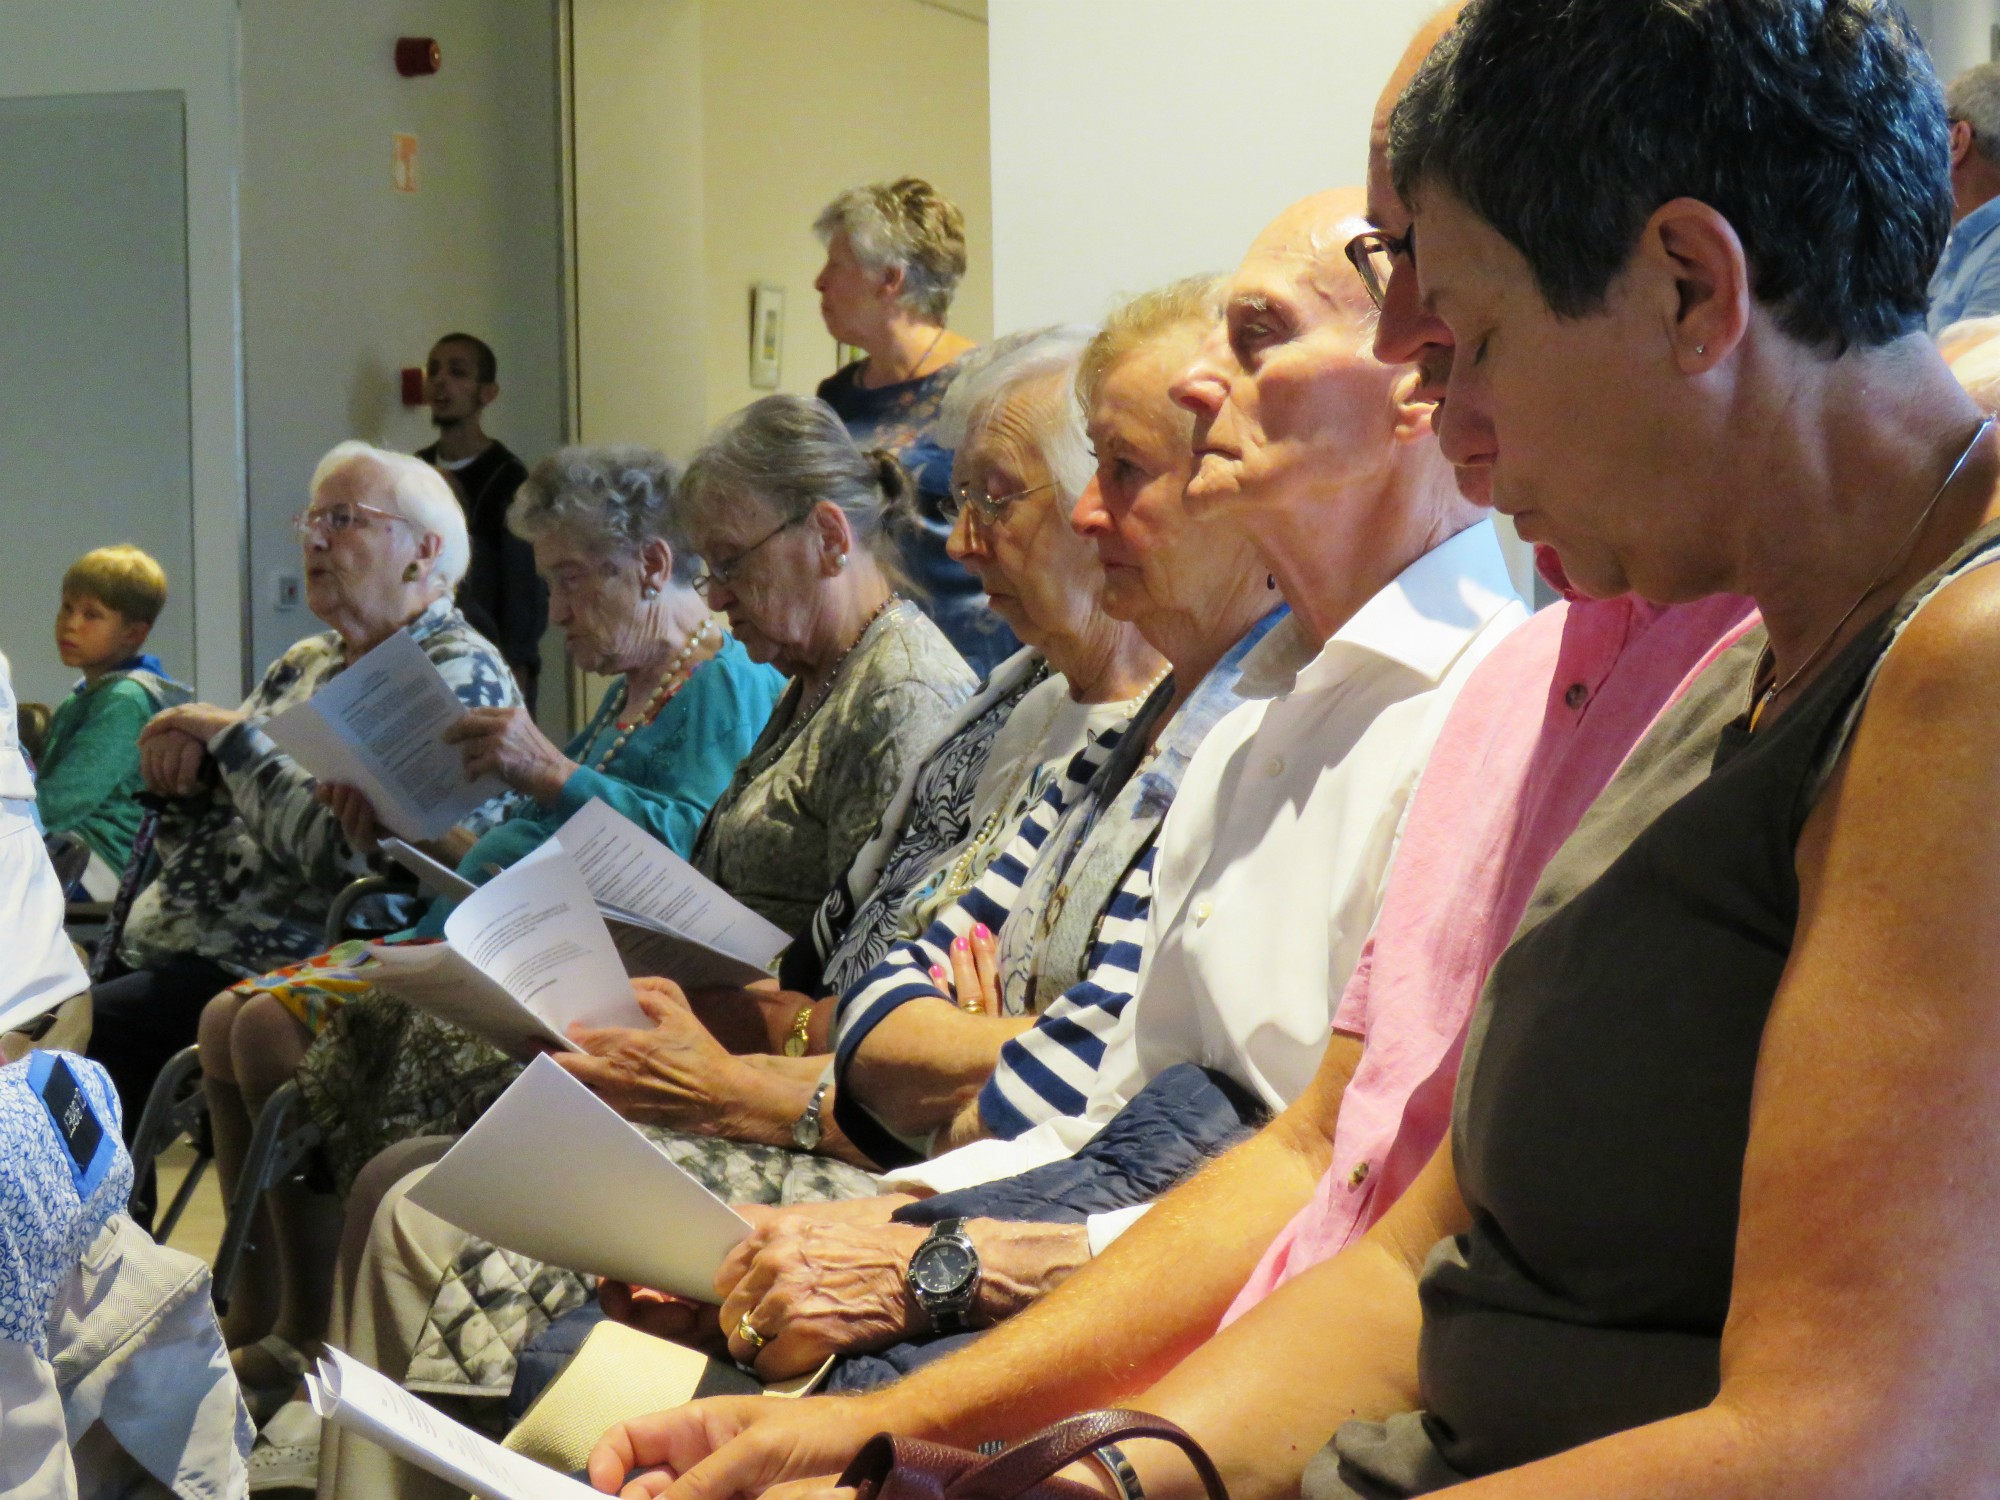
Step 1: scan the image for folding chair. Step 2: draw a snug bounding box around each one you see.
[125,1043,213,1242]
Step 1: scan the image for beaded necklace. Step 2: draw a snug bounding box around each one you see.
[788,594,899,731]
[589,616,719,771]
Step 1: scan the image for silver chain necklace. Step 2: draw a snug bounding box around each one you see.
[1751,413,1994,731]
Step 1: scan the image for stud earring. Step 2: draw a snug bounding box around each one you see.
[1694,344,1707,356]
[403,562,421,582]
[835,551,848,571]
[642,585,660,600]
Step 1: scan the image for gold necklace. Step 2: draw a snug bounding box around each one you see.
[792,595,899,729]
[1748,413,1993,732]
[591,617,718,770]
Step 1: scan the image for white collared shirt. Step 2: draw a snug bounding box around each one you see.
[885,521,1527,1207]
[0,658,87,1033]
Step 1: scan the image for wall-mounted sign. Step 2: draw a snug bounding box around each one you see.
[392,132,418,194]
[750,283,784,389]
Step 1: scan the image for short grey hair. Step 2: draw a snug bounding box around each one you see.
[310,440,471,588]
[680,394,908,570]
[1949,63,2000,164]
[936,325,1098,505]
[509,445,695,583]
[814,177,968,324]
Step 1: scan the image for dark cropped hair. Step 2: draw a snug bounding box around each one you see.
[433,331,498,384]
[1389,0,1951,353]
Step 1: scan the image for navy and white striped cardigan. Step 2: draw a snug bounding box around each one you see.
[831,607,1288,1168]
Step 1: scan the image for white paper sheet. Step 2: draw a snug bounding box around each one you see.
[379,837,478,902]
[553,800,788,985]
[307,1346,594,1500]
[263,629,504,841]
[408,1053,751,1302]
[365,848,647,1055]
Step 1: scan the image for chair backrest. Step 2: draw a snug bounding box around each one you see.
[88,806,161,984]
[43,831,90,894]
[16,701,49,764]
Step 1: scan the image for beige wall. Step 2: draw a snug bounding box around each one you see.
[240,0,567,706]
[697,0,993,418]
[571,0,993,464]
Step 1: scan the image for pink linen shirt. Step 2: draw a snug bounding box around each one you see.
[1222,571,1758,1324]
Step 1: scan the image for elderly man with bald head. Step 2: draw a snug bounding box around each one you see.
[585,176,1530,1467]
[579,14,1766,1500]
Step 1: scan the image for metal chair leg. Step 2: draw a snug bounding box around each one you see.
[211,1080,323,1315]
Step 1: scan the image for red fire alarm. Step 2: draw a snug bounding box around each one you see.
[401,367,426,406]
[395,37,441,77]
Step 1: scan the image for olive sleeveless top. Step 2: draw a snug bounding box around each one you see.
[1316,519,2000,1498]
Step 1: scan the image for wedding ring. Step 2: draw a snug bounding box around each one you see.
[734,1315,769,1351]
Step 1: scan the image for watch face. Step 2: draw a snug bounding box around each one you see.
[912,1237,976,1296]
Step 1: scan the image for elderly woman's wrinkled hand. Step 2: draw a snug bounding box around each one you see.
[314,782,385,854]
[715,1211,930,1377]
[138,704,242,797]
[443,705,577,804]
[598,1279,732,1358]
[716,1198,919,1299]
[931,923,1001,1016]
[557,977,749,1129]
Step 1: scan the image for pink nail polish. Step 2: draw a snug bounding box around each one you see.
[929,965,948,986]
[953,935,969,953]
[974,922,991,941]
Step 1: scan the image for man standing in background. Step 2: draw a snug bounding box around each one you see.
[416,332,546,708]
[1930,62,2000,333]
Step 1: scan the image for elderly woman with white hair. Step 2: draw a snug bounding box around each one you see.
[86,440,518,1140]
[813,176,1016,677]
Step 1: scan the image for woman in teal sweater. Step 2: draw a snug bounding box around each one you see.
[198,446,783,1409]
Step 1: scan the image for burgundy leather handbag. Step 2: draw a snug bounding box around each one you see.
[837,1410,1230,1500]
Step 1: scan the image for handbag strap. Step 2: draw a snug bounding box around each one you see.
[947,1411,1230,1500]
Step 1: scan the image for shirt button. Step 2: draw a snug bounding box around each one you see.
[1348,1161,1372,1188]
[1193,900,1213,926]
[1264,755,1285,778]
[1563,682,1590,710]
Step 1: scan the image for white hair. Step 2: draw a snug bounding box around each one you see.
[936,325,1099,505]
[1949,63,2000,165]
[1945,316,2000,414]
[309,439,472,589]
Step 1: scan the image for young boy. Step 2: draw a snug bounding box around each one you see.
[38,545,189,899]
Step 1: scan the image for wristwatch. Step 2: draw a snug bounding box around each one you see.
[791,1078,829,1150]
[782,1001,815,1057]
[904,1217,980,1334]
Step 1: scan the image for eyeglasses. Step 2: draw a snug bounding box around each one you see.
[690,514,802,593]
[943,480,1057,527]
[291,501,414,540]
[1343,225,1416,310]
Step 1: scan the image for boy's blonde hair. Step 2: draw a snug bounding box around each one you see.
[63,544,168,625]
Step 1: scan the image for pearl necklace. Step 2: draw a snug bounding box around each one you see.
[591,616,719,770]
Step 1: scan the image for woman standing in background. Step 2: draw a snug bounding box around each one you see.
[813,177,1018,679]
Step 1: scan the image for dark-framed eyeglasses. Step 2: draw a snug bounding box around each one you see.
[1343,225,1416,310]
[690,514,803,593]
[943,480,1058,527]
[291,500,414,541]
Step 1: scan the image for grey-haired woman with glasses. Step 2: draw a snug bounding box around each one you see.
[680,393,978,938]
[87,440,520,1147]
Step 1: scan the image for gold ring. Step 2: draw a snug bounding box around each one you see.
[734,1315,769,1351]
